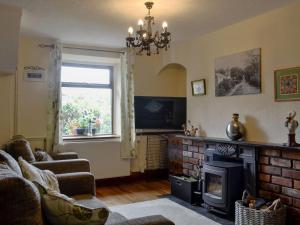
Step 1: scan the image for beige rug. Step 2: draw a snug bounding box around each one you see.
[109,198,221,225]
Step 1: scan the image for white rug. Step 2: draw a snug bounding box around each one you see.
[109,198,221,225]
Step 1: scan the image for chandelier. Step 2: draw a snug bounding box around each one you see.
[126,2,171,56]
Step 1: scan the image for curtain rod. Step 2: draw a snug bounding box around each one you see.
[39,44,125,54]
[63,46,125,54]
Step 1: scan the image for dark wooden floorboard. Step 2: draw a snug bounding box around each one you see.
[96,179,171,206]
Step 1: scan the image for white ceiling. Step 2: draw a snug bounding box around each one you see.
[0,0,297,48]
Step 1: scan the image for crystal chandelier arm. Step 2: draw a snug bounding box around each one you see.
[154,32,171,49]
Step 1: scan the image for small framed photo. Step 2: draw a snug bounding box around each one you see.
[191,79,206,96]
[274,67,300,101]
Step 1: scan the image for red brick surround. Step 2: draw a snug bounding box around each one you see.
[258,149,300,224]
[182,139,205,177]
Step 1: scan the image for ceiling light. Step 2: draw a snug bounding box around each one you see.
[126,2,171,56]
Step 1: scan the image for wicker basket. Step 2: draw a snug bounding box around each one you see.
[235,192,286,225]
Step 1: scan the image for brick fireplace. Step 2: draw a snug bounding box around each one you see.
[168,134,300,224]
[258,149,300,225]
[182,139,205,177]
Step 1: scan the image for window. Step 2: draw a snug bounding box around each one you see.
[61,63,113,137]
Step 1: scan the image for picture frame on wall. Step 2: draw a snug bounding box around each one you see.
[215,48,261,97]
[274,67,300,101]
[191,79,206,96]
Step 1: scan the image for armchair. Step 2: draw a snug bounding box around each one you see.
[5,135,90,174]
[32,159,91,174]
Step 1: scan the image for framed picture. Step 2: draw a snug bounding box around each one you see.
[191,79,206,96]
[274,67,300,101]
[215,48,261,97]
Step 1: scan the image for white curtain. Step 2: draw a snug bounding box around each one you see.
[46,44,63,153]
[120,49,136,158]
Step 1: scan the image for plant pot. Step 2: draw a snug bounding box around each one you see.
[92,128,96,136]
[75,128,86,135]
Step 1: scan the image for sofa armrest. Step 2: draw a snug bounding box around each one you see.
[51,152,78,160]
[113,215,175,225]
[0,174,43,224]
[32,159,90,174]
[56,172,95,196]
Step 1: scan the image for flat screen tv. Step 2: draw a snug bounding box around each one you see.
[134,96,186,129]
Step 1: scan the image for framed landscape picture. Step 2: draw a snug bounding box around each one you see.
[191,79,206,96]
[215,48,261,97]
[274,67,300,101]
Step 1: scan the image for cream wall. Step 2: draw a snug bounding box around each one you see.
[17,37,52,139]
[0,74,15,146]
[134,54,186,97]
[162,2,300,144]
[14,36,130,179]
[0,3,21,146]
[0,3,21,74]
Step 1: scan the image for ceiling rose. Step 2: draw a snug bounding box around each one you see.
[126,1,171,56]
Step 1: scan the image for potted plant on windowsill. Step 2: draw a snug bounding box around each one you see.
[75,117,99,136]
[75,117,89,135]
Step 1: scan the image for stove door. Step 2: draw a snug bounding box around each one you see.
[203,164,227,209]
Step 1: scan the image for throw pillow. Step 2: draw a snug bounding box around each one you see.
[6,138,36,162]
[34,149,53,162]
[34,182,109,225]
[18,157,60,192]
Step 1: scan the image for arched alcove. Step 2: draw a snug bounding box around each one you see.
[158,63,187,97]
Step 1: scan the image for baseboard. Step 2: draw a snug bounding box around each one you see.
[96,169,169,187]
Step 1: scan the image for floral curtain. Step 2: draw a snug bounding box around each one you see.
[46,44,63,153]
[120,49,136,158]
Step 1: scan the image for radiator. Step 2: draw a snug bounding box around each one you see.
[146,135,168,170]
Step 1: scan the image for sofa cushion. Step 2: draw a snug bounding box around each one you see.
[0,163,44,225]
[18,157,60,192]
[0,150,22,176]
[6,138,36,162]
[35,183,109,225]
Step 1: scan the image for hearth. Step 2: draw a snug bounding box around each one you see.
[203,161,243,215]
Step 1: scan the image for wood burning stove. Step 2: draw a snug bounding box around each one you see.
[203,161,243,215]
[199,141,258,215]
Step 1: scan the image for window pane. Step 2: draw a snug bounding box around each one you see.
[61,87,112,136]
[61,66,110,84]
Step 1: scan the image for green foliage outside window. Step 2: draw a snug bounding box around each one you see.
[61,91,112,136]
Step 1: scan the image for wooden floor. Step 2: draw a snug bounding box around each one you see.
[96,179,171,207]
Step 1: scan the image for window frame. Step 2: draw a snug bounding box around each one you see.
[61,62,115,138]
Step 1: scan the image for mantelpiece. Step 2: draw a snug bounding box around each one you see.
[175,135,300,151]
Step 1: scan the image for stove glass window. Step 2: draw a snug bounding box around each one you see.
[206,173,223,199]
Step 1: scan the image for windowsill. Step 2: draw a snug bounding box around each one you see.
[63,134,120,142]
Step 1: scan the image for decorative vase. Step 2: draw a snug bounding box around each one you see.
[226,113,245,140]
